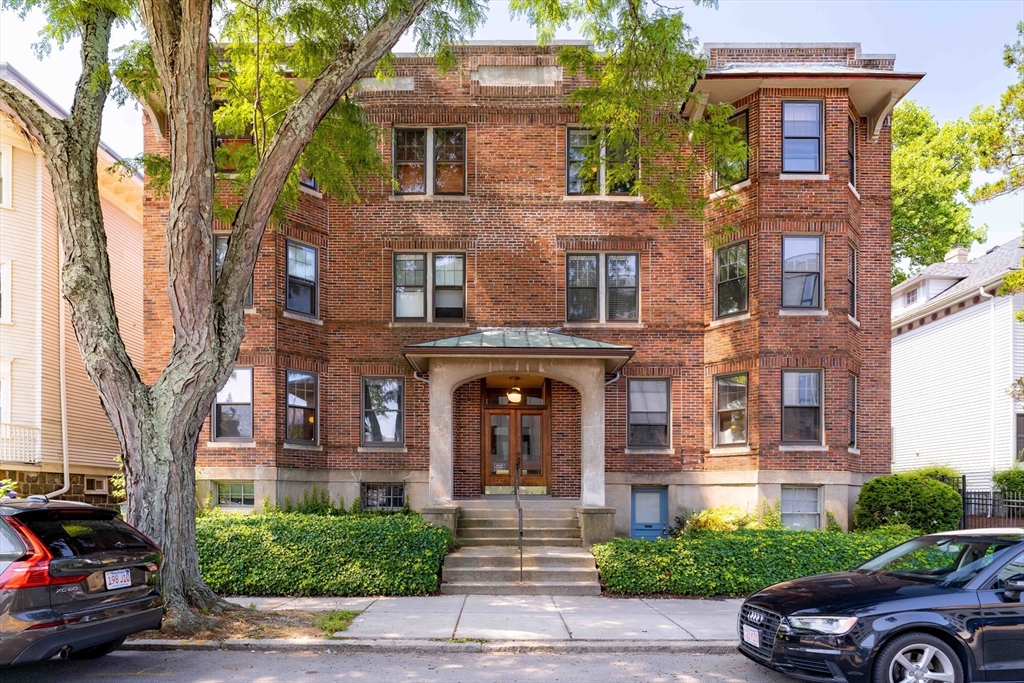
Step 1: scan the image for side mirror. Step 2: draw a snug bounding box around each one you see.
[1003,573,1024,601]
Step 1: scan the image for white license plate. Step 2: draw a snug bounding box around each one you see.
[104,568,132,590]
[742,624,761,648]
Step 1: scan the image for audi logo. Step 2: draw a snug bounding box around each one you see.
[747,610,765,624]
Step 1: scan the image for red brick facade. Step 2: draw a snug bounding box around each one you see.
[142,42,910,530]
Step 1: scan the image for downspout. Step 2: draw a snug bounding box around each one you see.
[979,287,996,493]
[413,371,429,384]
[604,371,622,386]
[46,234,70,499]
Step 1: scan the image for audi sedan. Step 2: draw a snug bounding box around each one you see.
[738,529,1024,683]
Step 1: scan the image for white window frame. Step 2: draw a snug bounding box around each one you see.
[565,252,641,324]
[217,481,255,507]
[781,100,825,175]
[392,252,467,323]
[905,288,918,306]
[0,260,11,324]
[393,127,467,197]
[84,476,108,494]
[0,143,12,209]
[781,485,822,530]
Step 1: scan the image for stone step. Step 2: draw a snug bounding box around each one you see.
[458,498,579,511]
[457,537,583,547]
[458,509,579,520]
[443,546,596,569]
[457,527,581,540]
[442,566,599,583]
[439,581,601,596]
[458,517,580,529]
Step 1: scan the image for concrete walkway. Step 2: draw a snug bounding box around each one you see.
[225,595,742,641]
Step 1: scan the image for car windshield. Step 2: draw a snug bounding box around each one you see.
[856,536,1020,588]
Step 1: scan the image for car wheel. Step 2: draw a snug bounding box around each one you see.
[873,632,964,683]
[67,636,127,660]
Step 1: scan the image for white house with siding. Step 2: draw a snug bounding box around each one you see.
[891,240,1024,489]
[0,63,143,500]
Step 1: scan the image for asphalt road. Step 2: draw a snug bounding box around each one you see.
[4,650,796,682]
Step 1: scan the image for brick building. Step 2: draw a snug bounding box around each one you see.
[142,42,921,538]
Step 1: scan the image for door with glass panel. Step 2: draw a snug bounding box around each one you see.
[482,403,549,494]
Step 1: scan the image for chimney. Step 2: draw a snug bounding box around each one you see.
[944,246,969,263]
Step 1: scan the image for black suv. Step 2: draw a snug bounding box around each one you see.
[0,497,163,666]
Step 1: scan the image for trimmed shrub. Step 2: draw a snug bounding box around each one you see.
[906,465,962,488]
[853,474,962,533]
[593,529,913,597]
[682,506,758,533]
[197,512,452,596]
[993,467,1024,496]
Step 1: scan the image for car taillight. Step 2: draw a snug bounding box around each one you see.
[0,518,84,590]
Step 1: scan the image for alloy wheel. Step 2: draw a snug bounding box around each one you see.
[888,644,957,683]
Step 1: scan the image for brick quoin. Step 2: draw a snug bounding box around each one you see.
[141,42,911,530]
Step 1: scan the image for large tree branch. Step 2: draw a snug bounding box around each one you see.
[68,8,115,142]
[0,78,64,152]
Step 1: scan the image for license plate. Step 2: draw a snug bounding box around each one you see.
[742,624,761,648]
[104,568,132,590]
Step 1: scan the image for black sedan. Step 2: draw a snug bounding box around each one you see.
[739,529,1024,683]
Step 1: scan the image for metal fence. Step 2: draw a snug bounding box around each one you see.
[962,489,1024,529]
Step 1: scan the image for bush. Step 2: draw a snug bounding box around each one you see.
[681,506,758,533]
[197,511,452,596]
[853,473,962,533]
[993,467,1024,496]
[592,529,914,597]
[906,465,962,489]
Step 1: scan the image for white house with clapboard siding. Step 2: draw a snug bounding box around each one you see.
[0,63,143,501]
[891,240,1024,489]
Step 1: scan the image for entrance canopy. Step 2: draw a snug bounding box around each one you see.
[403,329,634,375]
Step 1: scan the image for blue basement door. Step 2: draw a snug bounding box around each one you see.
[631,488,668,540]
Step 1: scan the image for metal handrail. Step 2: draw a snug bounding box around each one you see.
[513,451,523,583]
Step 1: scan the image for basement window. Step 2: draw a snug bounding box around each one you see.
[218,482,255,507]
[84,477,108,494]
[361,483,405,511]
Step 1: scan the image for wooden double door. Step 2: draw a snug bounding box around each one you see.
[482,400,549,493]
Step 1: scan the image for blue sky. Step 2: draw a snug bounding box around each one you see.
[1,0,1021,254]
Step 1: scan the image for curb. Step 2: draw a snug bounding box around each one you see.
[125,638,738,655]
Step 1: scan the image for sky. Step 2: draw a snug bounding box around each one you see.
[1,0,1021,255]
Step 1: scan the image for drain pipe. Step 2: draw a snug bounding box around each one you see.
[979,287,996,493]
[45,230,70,499]
[604,371,622,386]
[413,371,429,384]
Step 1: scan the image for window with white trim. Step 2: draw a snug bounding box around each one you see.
[213,366,254,441]
[393,253,465,322]
[905,288,918,306]
[285,241,318,317]
[361,483,405,510]
[715,373,748,446]
[393,127,466,196]
[782,370,823,444]
[781,486,820,530]
[627,378,670,448]
[566,253,639,323]
[0,144,12,209]
[218,482,255,506]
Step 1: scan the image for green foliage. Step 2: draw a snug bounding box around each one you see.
[760,499,784,530]
[993,466,1024,496]
[891,101,986,284]
[592,529,914,596]
[197,511,452,596]
[0,479,18,498]
[312,609,361,635]
[853,473,962,534]
[905,465,962,489]
[110,456,126,501]
[680,505,758,533]
[971,22,1024,203]
[825,510,842,533]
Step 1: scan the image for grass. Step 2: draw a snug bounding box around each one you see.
[312,610,362,636]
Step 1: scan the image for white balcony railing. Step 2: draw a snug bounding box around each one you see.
[0,423,41,463]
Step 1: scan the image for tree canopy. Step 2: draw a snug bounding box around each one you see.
[972,21,1024,203]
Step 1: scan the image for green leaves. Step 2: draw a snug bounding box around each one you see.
[971,21,1024,203]
[852,473,963,534]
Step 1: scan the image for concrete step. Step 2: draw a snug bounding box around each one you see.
[443,546,597,569]
[457,527,581,540]
[458,498,579,511]
[458,516,580,529]
[458,510,579,520]
[439,581,601,596]
[457,537,583,547]
[442,566,599,583]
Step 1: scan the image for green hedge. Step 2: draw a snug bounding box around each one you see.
[853,473,962,533]
[197,512,452,596]
[592,529,914,597]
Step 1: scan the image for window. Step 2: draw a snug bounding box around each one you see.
[361,483,405,510]
[299,168,319,191]
[715,373,748,446]
[286,370,318,443]
[714,110,749,190]
[627,378,670,448]
[566,129,636,196]
[0,261,10,324]
[847,116,857,187]
[781,486,820,530]
[716,242,748,319]
[905,288,918,306]
[84,477,108,494]
[393,253,465,322]
[362,377,405,446]
[286,241,318,316]
[1016,414,1024,461]
[213,366,253,441]
[848,245,857,320]
[849,374,858,448]
[566,253,639,323]
[393,127,466,196]
[0,144,11,208]
[782,235,822,309]
[782,370,822,444]
[782,101,823,174]
[218,482,254,506]
[213,235,254,308]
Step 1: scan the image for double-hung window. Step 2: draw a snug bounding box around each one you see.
[361,377,405,446]
[286,370,318,443]
[393,127,466,195]
[715,242,748,318]
[782,235,823,309]
[714,110,749,190]
[286,241,318,317]
[566,253,638,323]
[566,129,636,196]
[627,378,670,448]
[781,486,820,530]
[715,373,748,446]
[782,370,822,444]
[847,116,857,187]
[393,253,465,322]
[782,102,823,174]
[849,374,858,448]
[213,234,254,308]
[213,366,253,440]
[848,245,858,320]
